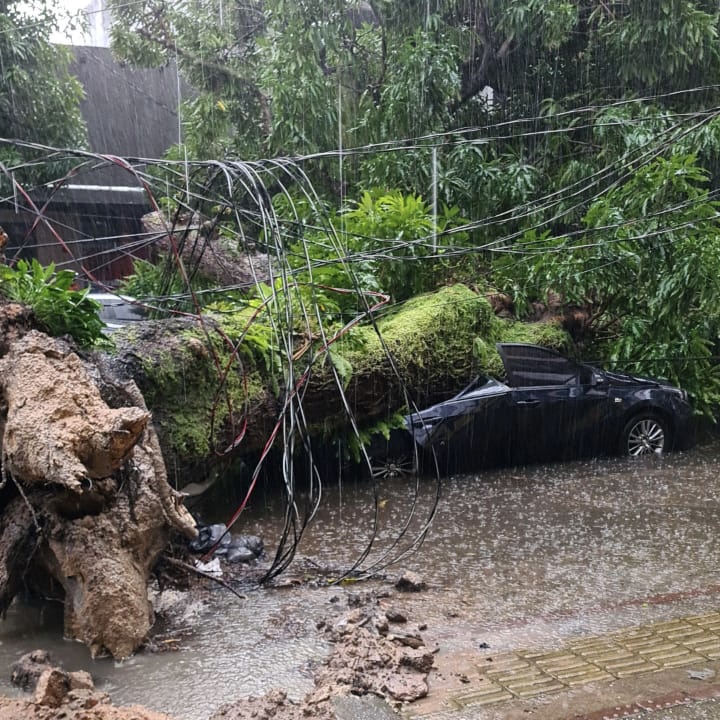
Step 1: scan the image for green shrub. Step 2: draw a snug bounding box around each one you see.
[0,259,105,347]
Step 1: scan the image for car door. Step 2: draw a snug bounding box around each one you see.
[496,344,591,462]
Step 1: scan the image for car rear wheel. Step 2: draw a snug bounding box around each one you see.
[621,413,670,456]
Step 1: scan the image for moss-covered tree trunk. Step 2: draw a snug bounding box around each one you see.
[108,284,568,486]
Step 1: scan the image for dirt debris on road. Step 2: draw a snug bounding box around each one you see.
[1,583,434,720]
[1,650,174,720]
[210,589,433,719]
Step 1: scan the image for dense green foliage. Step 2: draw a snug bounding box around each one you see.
[109,0,720,411]
[0,1,87,183]
[495,153,720,413]
[0,259,106,346]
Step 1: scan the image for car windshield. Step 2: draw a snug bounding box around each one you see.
[457,375,499,396]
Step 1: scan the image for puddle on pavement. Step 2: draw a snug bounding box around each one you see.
[2,440,720,719]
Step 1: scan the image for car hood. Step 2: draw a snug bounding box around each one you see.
[406,377,509,425]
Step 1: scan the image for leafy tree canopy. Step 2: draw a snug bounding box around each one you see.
[109,0,720,410]
[109,1,720,184]
[109,1,720,280]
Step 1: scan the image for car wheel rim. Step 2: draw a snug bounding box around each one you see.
[371,456,416,480]
[627,419,665,456]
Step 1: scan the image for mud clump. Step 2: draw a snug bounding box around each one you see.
[211,592,433,720]
[3,650,174,720]
[1,331,149,490]
[0,329,197,659]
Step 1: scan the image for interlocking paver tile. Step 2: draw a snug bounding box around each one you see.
[613,663,662,678]
[664,626,707,641]
[577,647,636,664]
[686,612,720,625]
[602,656,658,674]
[652,652,707,669]
[506,677,566,698]
[618,636,671,652]
[535,656,593,673]
[635,641,678,656]
[688,639,720,658]
[689,614,720,632]
[451,687,514,708]
[563,670,615,686]
[639,645,702,665]
[549,665,610,682]
[490,669,547,684]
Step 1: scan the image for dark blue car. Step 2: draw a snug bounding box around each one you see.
[370,343,695,477]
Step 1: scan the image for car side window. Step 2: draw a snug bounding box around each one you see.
[500,345,581,387]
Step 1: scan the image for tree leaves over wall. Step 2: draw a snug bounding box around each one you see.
[0,1,87,184]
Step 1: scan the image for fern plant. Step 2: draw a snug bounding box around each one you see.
[0,259,106,347]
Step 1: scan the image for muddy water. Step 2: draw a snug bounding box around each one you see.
[2,441,720,719]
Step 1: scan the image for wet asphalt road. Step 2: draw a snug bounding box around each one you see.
[2,438,720,719]
[275,437,720,657]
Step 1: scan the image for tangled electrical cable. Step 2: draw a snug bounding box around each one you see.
[0,143,447,585]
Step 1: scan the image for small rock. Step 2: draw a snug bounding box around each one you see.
[399,649,434,673]
[66,688,109,709]
[395,571,426,592]
[391,633,424,649]
[34,668,70,708]
[385,608,407,624]
[68,670,94,691]
[11,649,52,690]
[382,673,428,702]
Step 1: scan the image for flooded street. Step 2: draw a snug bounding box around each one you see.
[2,439,720,719]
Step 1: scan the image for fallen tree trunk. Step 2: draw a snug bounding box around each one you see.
[108,284,568,485]
[0,286,566,658]
[0,328,197,659]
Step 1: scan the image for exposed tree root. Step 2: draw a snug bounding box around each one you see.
[0,326,197,659]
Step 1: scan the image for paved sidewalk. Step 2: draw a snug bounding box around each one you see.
[404,611,720,720]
